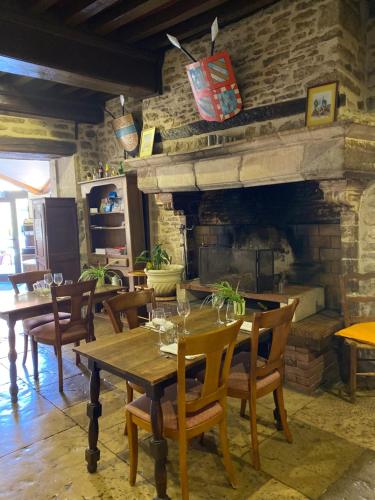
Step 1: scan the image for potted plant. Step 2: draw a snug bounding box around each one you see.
[203,281,246,316]
[136,243,184,297]
[79,264,115,288]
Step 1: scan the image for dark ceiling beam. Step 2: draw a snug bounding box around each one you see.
[0,6,158,97]
[31,0,60,14]
[0,83,103,123]
[116,0,230,43]
[94,0,177,35]
[0,138,76,159]
[65,0,120,27]
[140,0,280,49]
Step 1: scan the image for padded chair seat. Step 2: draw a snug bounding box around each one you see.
[29,319,88,345]
[227,351,280,394]
[126,379,223,431]
[335,322,375,347]
[23,312,70,333]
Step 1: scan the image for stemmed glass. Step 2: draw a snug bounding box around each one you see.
[177,300,191,335]
[212,293,225,325]
[152,308,166,345]
[44,273,53,288]
[53,273,63,286]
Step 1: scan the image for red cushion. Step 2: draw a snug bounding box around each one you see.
[126,379,223,431]
[23,312,70,332]
[228,352,280,394]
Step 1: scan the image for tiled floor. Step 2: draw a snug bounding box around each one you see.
[0,317,374,499]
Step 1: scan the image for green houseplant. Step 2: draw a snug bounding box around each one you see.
[79,264,115,288]
[136,243,184,297]
[203,281,246,316]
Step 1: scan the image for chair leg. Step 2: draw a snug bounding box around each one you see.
[74,341,81,366]
[240,399,247,418]
[126,412,138,486]
[57,346,64,393]
[218,416,237,488]
[274,386,292,443]
[124,383,134,436]
[249,396,260,470]
[31,337,38,380]
[178,435,189,500]
[22,333,28,365]
[272,390,283,431]
[349,342,357,403]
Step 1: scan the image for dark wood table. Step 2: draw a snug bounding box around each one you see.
[0,284,123,403]
[75,307,269,500]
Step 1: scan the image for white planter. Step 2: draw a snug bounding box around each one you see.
[145,264,184,297]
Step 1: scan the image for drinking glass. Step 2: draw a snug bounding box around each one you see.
[44,273,53,287]
[152,308,166,345]
[64,280,73,285]
[226,301,236,324]
[212,293,224,325]
[177,300,190,335]
[53,273,63,286]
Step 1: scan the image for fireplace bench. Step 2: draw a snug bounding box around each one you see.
[285,310,344,394]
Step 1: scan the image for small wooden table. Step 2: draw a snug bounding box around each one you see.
[75,308,269,500]
[0,285,123,403]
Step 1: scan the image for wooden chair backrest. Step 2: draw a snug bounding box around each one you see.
[250,299,299,384]
[177,319,243,427]
[340,272,375,327]
[8,270,51,294]
[51,280,97,344]
[103,289,156,332]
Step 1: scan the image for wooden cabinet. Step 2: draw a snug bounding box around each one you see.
[32,197,81,281]
[79,174,145,290]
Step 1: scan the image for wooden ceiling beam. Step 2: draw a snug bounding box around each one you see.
[0,6,158,97]
[94,0,177,35]
[0,83,104,123]
[0,138,76,159]
[31,0,60,14]
[116,0,230,43]
[65,0,120,27]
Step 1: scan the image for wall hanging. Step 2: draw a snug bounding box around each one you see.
[106,95,139,157]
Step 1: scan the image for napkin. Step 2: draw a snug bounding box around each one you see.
[160,343,202,360]
[227,320,267,333]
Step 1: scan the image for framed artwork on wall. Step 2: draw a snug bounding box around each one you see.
[305,82,338,127]
[139,127,156,158]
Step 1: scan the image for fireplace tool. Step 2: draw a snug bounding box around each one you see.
[179,224,194,280]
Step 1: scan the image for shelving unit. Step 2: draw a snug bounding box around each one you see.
[79,173,145,290]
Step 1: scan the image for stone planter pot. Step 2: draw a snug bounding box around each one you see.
[145,264,184,297]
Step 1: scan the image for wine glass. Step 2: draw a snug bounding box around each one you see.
[226,300,236,324]
[212,293,225,325]
[177,299,190,335]
[44,273,53,288]
[53,273,63,286]
[152,308,166,345]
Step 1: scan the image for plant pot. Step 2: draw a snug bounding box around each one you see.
[97,277,105,288]
[233,298,246,316]
[145,264,184,297]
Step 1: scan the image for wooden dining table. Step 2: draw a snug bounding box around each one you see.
[0,284,123,403]
[74,307,271,500]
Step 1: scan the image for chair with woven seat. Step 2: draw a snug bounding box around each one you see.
[227,299,298,471]
[8,270,71,365]
[29,280,97,392]
[103,289,156,431]
[126,319,243,500]
[336,273,375,403]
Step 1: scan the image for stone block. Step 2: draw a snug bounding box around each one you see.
[137,166,159,193]
[320,248,342,261]
[319,224,341,236]
[195,156,241,190]
[156,163,196,192]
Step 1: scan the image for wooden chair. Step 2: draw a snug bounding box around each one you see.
[28,280,97,392]
[103,289,156,430]
[8,270,70,364]
[337,273,375,402]
[227,299,299,470]
[125,319,243,500]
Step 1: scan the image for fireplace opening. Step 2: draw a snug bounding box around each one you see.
[172,180,343,310]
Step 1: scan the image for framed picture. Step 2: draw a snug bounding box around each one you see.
[139,127,156,158]
[305,82,338,127]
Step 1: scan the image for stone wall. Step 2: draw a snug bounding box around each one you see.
[367,11,375,110]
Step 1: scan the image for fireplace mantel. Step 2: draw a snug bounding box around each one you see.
[126,123,375,193]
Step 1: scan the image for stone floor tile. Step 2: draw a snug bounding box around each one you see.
[0,425,154,500]
[256,385,319,415]
[257,419,365,499]
[295,390,375,451]
[248,478,309,499]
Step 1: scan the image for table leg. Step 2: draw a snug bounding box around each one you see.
[85,362,102,473]
[150,396,170,500]
[7,316,18,403]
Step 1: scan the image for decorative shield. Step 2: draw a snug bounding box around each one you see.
[186,51,242,122]
[112,113,138,156]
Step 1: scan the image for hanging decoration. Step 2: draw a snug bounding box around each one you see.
[110,95,139,157]
[166,18,242,123]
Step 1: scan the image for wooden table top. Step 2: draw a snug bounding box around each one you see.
[75,307,258,388]
[0,284,123,316]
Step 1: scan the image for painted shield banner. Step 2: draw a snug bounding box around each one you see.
[186,51,242,122]
[112,114,139,156]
